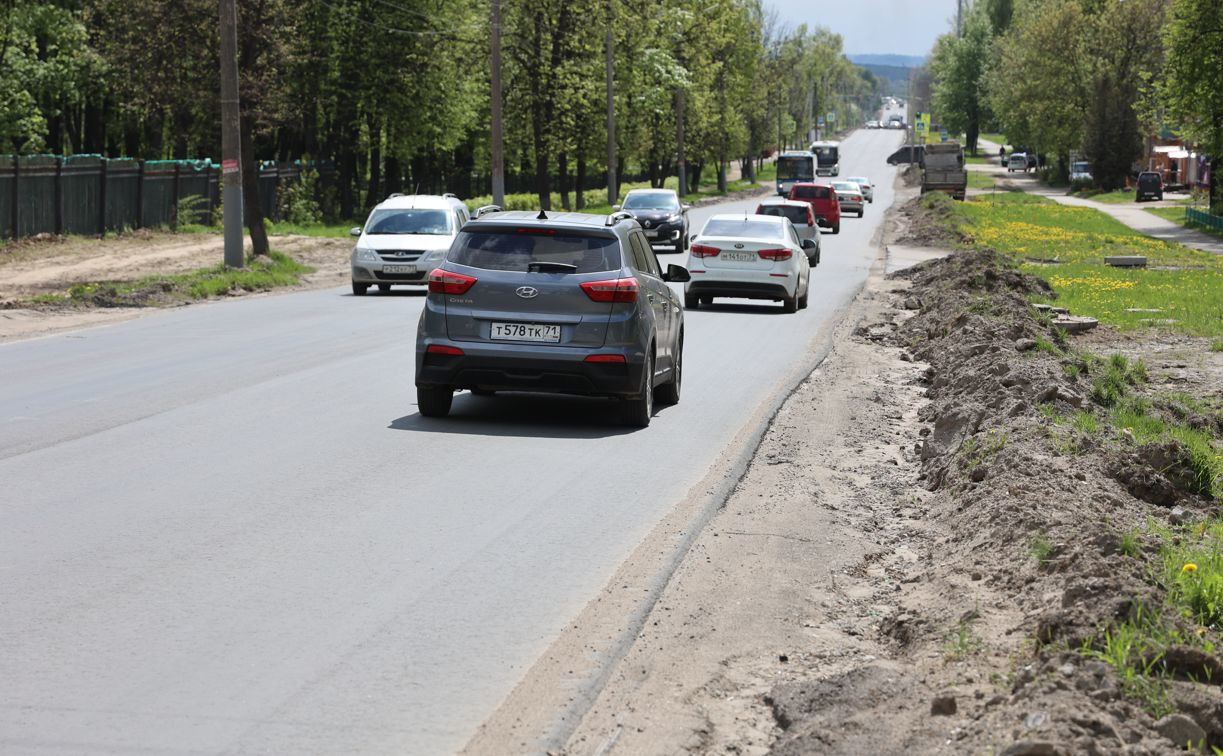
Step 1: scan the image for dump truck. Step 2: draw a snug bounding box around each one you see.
[921,141,967,201]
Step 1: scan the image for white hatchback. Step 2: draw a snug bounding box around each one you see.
[683,214,812,313]
[350,194,470,295]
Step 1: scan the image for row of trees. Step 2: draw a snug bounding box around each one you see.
[1,0,882,231]
[926,0,1222,212]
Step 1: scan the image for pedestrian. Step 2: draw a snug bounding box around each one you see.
[998,145,1006,166]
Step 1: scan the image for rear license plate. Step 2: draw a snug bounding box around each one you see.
[720,251,756,262]
[383,264,416,273]
[491,322,561,343]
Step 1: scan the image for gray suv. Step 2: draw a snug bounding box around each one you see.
[414,209,690,427]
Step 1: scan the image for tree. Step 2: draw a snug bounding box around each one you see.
[1161,0,1223,213]
[929,5,992,155]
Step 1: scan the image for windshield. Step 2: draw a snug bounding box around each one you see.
[1071,162,1089,172]
[365,209,451,235]
[448,230,620,273]
[776,156,815,181]
[757,205,810,225]
[847,177,868,184]
[833,183,858,193]
[814,145,839,163]
[623,192,679,211]
[701,219,784,240]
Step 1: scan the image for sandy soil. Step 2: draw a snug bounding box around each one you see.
[0,231,351,342]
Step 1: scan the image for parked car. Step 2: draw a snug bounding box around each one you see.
[1007,153,1028,172]
[1070,161,1092,182]
[754,199,821,265]
[350,193,470,295]
[788,182,841,234]
[615,188,690,254]
[684,214,812,313]
[886,144,924,166]
[1135,171,1163,202]
[865,120,881,129]
[413,209,690,427]
[832,181,865,217]
[844,176,874,203]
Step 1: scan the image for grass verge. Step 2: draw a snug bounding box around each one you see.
[1145,206,1223,241]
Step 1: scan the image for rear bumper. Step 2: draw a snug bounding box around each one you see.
[415,342,646,397]
[685,278,793,301]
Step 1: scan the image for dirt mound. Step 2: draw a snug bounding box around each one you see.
[894,193,972,247]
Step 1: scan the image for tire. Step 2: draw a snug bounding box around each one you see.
[833,223,841,235]
[674,235,685,255]
[417,385,453,417]
[858,209,864,218]
[782,291,798,313]
[352,282,368,296]
[798,285,809,310]
[684,292,700,309]
[656,336,682,406]
[619,353,654,427]
[378,284,391,293]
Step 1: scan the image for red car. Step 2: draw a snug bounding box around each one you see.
[788,182,841,234]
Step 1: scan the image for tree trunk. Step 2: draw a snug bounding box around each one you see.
[558,151,570,211]
[367,116,382,205]
[1211,155,1220,216]
[717,163,726,193]
[240,115,269,257]
[575,151,587,210]
[386,155,402,196]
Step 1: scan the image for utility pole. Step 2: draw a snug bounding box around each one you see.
[490,0,505,207]
[957,0,963,38]
[675,88,687,196]
[605,0,617,206]
[219,0,243,269]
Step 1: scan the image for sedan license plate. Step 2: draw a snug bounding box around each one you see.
[491,322,561,343]
[721,251,756,262]
[383,264,416,274]
[645,229,659,238]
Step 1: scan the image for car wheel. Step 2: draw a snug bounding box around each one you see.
[782,292,798,313]
[798,286,809,309]
[417,385,453,417]
[656,336,682,406]
[619,352,654,427]
[684,292,700,309]
[378,284,391,293]
[1157,193,1164,201]
[352,282,368,296]
[858,209,864,218]
[833,223,841,235]
[674,238,684,255]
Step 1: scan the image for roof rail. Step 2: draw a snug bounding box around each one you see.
[606,210,635,227]
[387,192,404,199]
[474,204,502,218]
[442,192,457,199]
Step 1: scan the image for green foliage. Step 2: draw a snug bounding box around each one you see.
[1080,603,1176,718]
[1160,0,1223,214]
[277,168,323,226]
[1120,530,1141,558]
[175,194,211,228]
[1110,396,1222,499]
[1088,353,1147,407]
[929,5,993,154]
[944,620,985,660]
[1029,533,1055,564]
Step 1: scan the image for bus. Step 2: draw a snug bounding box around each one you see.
[809,141,841,177]
[775,151,817,196]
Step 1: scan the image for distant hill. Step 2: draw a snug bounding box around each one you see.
[848,54,927,68]
[857,63,915,98]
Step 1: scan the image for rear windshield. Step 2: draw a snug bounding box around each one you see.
[776,156,815,181]
[791,185,830,200]
[757,205,810,224]
[448,229,621,273]
[365,209,451,235]
[701,219,784,239]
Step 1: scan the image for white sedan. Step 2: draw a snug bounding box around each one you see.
[845,176,874,203]
[683,214,812,313]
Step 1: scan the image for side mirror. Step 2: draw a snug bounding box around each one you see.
[350,227,362,237]
[682,204,691,212]
[801,238,817,250]
[612,204,621,211]
[663,264,691,283]
[689,234,698,242]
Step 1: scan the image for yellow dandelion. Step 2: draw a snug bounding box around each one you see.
[1183,563,1198,574]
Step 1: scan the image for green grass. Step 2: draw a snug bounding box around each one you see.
[1079,603,1177,718]
[944,621,985,660]
[1087,353,1148,407]
[1072,189,1136,204]
[175,220,354,238]
[952,193,1223,339]
[33,251,313,307]
[1030,533,1056,564]
[966,171,997,190]
[1120,530,1141,558]
[979,132,1007,146]
[1146,206,1223,240]
[1109,395,1222,499]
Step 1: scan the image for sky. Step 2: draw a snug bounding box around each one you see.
[762,0,957,58]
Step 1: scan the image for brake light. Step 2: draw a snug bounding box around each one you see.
[426,344,464,356]
[758,248,792,261]
[584,354,626,363]
[428,269,477,295]
[808,208,815,225]
[580,277,639,303]
[690,244,720,258]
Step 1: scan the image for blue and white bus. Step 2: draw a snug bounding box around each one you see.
[809,141,841,177]
[775,151,817,196]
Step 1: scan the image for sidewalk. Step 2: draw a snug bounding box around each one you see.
[968,139,1223,256]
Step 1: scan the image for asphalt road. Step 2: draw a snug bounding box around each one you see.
[0,126,904,754]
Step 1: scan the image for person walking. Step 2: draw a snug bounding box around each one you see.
[998,145,1006,166]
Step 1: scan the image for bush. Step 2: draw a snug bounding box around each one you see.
[278,167,323,225]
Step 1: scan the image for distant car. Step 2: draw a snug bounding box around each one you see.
[1135,171,1163,202]
[754,199,821,265]
[684,214,812,313]
[886,145,924,166]
[350,193,470,295]
[832,181,865,217]
[865,120,880,129]
[788,182,841,234]
[1007,153,1028,172]
[413,209,690,426]
[844,176,874,203]
[1070,161,1092,182]
[616,188,690,254]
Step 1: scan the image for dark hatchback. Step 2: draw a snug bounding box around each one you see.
[615,188,690,254]
[414,210,690,427]
[1135,171,1163,202]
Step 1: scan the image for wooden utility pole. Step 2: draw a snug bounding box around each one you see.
[605,0,617,206]
[219,0,244,268]
[490,0,505,207]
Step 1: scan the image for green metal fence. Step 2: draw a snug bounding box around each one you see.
[0,156,320,240]
[1186,207,1223,232]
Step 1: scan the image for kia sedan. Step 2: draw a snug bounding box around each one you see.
[832,181,865,217]
[684,214,812,313]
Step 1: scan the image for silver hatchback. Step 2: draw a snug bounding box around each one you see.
[414,210,690,427]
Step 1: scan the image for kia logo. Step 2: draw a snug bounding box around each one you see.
[643,220,652,228]
[515,286,539,299]
[734,243,745,249]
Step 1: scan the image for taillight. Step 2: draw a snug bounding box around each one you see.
[758,248,792,261]
[808,208,815,225]
[427,268,477,295]
[580,277,639,303]
[690,244,720,258]
[426,344,464,356]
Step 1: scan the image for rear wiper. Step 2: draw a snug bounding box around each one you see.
[527,262,578,273]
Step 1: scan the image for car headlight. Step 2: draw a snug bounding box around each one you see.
[355,247,379,263]
[667,214,681,223]
[420,250,446,263]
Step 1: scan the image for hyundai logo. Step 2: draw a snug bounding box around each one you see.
[515,286,540,299]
